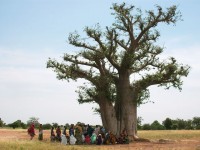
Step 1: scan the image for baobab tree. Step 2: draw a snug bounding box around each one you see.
[47,3,190,140]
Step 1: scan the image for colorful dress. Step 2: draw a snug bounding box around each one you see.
[27,124,35,140]
[75,125,82,145]
[85,135,91,144]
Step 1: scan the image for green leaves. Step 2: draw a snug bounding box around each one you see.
[47,2,190,109]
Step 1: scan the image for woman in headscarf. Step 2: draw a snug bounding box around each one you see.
[27,123,35,140]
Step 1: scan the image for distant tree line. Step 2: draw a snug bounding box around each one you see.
[137,117,200,130]
[0,117,72,130]
[1,117,200,130]
[0,117,50,129]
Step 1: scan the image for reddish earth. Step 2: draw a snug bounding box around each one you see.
[0,129,200,150]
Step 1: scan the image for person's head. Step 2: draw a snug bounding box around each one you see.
[51,126,54,130]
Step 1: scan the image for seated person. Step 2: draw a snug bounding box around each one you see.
[84,134,91,144]
[109,131,116,144]
[96,134,103,145]
[90,132,97,144]
[117,129,129,144]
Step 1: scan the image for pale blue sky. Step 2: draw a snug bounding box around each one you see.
[0,0,199,125]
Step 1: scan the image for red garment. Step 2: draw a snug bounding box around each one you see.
[85,135,90,144]
[56,128,61,136]
[28,124,35,136]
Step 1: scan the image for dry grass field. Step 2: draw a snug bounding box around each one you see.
[0,128,200,150]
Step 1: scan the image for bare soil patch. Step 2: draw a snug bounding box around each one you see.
[0,129,200,149]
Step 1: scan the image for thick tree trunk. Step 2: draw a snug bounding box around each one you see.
[99,99,118,135]
[98,71,138,139]
[122,101,138,140]
[118,71,138,141]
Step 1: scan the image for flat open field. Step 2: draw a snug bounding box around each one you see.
[0,129,200,150]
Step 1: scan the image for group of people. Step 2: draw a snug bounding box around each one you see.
[50,123,129,145]
[27,123,129,145]
[27,123,43,141]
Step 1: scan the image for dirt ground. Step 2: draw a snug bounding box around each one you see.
[0,129,200,150]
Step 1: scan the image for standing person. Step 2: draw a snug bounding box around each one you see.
[38,124,43,141]
[27,123,35,140]
[62,126,67,136]
[82,124,87,137]
[56,126,61,142]
[50,127,56,142]
[87,124,94,137]
[94,125,100,136]
[75,125,83,145]
[69,124,74,136]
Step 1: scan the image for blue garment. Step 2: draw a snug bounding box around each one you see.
[69,128,74,136]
